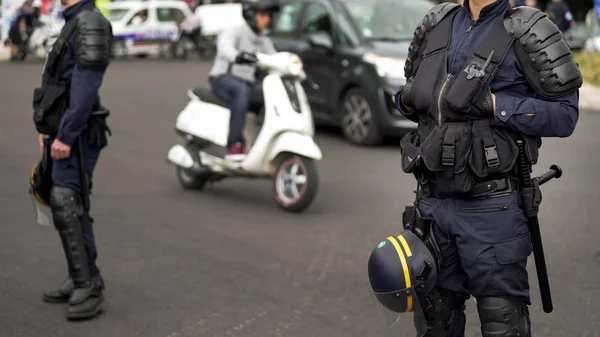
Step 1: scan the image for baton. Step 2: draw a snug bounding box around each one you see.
[516,139,562,314]
[77,137,90,211]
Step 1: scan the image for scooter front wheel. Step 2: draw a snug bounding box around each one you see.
[176,166,209,190]
[273,155,319,213]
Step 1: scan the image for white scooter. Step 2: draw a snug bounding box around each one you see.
[167,52,322,213]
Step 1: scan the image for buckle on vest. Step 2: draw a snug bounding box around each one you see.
[442,144,455,166]
[484,145,499,168]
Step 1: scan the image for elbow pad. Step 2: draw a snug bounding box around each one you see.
[504,7,583,99]
[75,9,113,72]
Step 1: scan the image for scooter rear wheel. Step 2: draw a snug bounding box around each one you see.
[176,166,209,190]
[273,155,319,213]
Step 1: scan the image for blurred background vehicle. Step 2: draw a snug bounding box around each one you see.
[268,0,434,146]
[565,22,588,50]
[105,0,191,58]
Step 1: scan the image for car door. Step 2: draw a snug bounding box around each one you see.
[155,5,186,43]
[294,2,339,117]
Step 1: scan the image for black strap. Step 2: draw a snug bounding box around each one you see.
[442,124,459,167]
[473,16,515,67]
[423,9,460,56]
[54,19,79,79]
[473,120,500,168]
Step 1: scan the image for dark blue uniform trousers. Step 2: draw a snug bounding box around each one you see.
[210,74,264,148]
[51,133,102,277]
[418,191,533,336]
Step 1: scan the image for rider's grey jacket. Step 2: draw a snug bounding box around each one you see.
[209,22,276,83]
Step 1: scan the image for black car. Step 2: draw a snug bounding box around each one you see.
[267,0,435,145]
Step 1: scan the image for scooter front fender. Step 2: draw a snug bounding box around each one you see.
[167,144,194,169]
[267,132,322,162]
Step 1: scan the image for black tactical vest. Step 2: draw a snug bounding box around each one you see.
[400,10,541,197]
[32,16,79,136]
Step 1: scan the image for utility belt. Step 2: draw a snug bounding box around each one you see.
[419,177,518,199]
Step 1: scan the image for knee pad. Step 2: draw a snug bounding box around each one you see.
[418,288,466,336]
[477,297,531,337]
[50,186,83,231]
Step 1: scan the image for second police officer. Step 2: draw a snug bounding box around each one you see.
[393,0,581,336]
[31,0,113,321]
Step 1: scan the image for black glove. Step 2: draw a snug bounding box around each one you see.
[469,87,495,119]
[400,77,415,110]
[235,52,258,64]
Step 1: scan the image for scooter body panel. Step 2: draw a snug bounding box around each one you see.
[175,98,230,147]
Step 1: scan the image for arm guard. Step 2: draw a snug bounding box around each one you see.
[504,7,583,99]
[404,3,461,78]
[74,9,113,72]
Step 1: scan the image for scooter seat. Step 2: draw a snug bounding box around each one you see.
[192,87,229,109]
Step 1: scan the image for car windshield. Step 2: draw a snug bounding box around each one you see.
[344,0,434,42]
[106,8,129,22]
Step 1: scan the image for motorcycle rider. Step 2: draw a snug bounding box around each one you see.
[208,0,279,161]
[394,0,581,335]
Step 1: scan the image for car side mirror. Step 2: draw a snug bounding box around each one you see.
[307,32,333,50]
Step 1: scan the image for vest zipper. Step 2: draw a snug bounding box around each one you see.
[437,74,453,126]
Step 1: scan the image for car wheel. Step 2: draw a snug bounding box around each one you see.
[340,88,382,146]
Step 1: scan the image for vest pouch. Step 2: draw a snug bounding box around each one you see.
[420,122,475,195]
[445,68,485,113]
[32,83,69,137]
[400,131,421,174]
[469,120,518,178]
[409,52,447,112]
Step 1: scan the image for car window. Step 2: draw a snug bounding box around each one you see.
[345,0,433,42]
[332,1,360,46]
[127,9,148,25]
[299,3,332,37]
[157,7,186,23]
[106,8,129,22]
[271,2,302,37]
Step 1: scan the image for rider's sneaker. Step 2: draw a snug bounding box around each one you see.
[225,142,246,161]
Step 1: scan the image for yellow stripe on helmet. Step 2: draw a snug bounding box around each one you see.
[386,236,413,311]
[397,234,413,257]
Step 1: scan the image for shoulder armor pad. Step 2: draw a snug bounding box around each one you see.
[504,7,582,99]
[75,9,113,71]
[404,3,460,78]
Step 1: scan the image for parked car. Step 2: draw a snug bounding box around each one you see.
[268,0,434,145]
[105,0,192,58]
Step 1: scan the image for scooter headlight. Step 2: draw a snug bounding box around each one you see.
[287,55,303,77]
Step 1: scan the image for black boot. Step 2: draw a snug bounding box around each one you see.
[43,277,74,303]
[51,186,104,321]
[67,275,105,320]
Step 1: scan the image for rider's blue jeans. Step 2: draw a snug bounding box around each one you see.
[210,75,263,148]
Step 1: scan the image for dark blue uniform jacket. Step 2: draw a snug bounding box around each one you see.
[55,0,106,147]
[397,0,579,138]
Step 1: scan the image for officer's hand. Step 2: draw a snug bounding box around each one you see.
[235,52,258,64]
[470,87,495,118]
[50,139,71,160]
[38,134,49,152]
[401,77,415,112]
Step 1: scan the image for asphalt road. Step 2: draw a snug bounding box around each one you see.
[1,59,599,337]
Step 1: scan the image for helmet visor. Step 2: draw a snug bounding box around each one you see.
[370,287,428,337]
[29,189,54,227]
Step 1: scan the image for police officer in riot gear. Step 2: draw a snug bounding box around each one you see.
[209,0,279,161]
[394,0,582,336]
[31,0,112,321]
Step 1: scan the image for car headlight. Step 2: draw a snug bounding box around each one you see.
[363,52,406,79]
[287,54,304,77]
